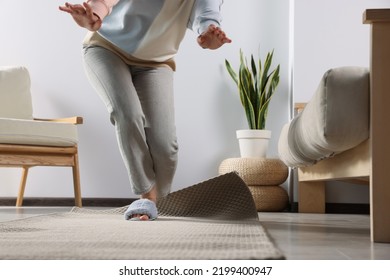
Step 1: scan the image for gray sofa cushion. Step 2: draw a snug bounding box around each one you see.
[278,66,369,167]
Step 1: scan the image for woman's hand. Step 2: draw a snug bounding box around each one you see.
[197,24,232,50]
[59,2,102,31]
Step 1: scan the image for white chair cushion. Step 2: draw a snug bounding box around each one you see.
[0,66,34,120]
[0,118,78,147]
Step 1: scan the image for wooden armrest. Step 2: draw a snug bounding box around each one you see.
[294,102,307,115]
[34,116,83,125]
[363,9,390,23]
[294,102,307,111]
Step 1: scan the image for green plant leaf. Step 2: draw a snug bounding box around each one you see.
[225,59,238,85]
[238,58,256,128]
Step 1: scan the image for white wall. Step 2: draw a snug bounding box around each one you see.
[294,0,389,203]
[0,1,292,199]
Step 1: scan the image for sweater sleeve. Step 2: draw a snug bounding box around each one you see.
[87,0,119,20]
[188,0,224,34]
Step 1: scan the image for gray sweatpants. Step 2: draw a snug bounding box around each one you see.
[82,45,178,198]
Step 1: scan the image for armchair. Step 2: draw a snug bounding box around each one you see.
[0,66,83,207]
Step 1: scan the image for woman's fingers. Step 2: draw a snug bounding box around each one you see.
[61,2,85,14]
[83,2,95,19]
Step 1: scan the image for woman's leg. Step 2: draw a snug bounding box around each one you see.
[131,66,178,198]
[82,46,178,199]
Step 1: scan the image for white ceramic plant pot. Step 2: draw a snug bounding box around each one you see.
[236,129,271,158]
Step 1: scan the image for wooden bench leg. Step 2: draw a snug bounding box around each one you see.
[16,167,29,207]
[367,16,390,243]
[298,181,326,213]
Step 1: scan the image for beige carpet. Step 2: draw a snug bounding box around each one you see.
[0,172,284,260]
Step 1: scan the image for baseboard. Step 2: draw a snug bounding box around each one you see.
[0,198,370,214]
[0,197,136,207]
[290,202,370,214]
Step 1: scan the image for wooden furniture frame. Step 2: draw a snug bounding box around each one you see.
[297,9,390,243]
[0,117,83,207]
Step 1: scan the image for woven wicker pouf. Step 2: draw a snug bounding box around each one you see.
[248,186,288,212]
[218,158,289,212]
[218,158,288,186]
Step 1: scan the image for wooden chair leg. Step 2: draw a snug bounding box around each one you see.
[72,151,82,207]
[298,181,326,213]
[16,167,29,207]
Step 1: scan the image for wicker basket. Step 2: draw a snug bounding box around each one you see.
[219,158,288,186]
[248,185,288,212]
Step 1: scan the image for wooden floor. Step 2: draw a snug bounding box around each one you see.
[258,212,390,260]
[0,207,389,260]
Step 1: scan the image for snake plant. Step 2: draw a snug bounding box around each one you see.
[225,49,280,130]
